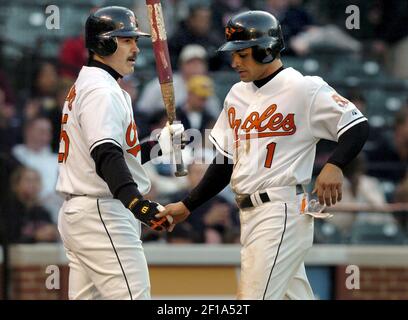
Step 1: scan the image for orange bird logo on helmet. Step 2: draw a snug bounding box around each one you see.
[226,26,243,40]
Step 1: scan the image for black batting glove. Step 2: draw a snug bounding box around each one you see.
[127,197,171,232]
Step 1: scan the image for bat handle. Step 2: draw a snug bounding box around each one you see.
[168,120,187,177]
[173,142,188,177]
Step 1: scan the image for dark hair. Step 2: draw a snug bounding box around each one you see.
[10,166,39,191]
[30,59,58,96]
[23,115,51,132]
[189,4,210,17]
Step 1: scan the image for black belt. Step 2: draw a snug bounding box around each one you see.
[235,184,304,209]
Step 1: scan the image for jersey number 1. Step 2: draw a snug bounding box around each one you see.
[264,142,276,168]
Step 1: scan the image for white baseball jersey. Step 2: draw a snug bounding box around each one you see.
[210,67,367,195]
[56,66,151,197]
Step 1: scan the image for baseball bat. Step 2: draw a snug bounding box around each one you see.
[145,0,187,177]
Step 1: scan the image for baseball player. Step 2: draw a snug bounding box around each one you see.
[56,6,182,300]
[158,11,369,299]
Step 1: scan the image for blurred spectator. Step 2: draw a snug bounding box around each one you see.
[0,88,22,153]
[58,34,87,80]
[290,25,361,56]
[30,60,59,102]
[168,161,239,243]
[169,4,225,70]
[372,0,408,78]
[280,0,361,55]
[394,107,408,164]
[324,1,408,77]
[0,166,59,244]
[138,44,221,118]
[329,155,397,240]
[366,107,408,183]
[166,222,199,244]
[0,152,20,205]
[177,75,216,134]
[0,69,15,105]
[394,171,408,203]
[11,116,62,222]
[263,0,314,55]
[20,60,63,152]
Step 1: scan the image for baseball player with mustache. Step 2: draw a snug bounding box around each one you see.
[56,6,182,300]
[158,11,368,299]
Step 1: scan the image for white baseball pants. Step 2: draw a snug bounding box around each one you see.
[58,196,150,300]
[237,186,315,300]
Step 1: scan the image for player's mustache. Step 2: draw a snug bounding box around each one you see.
[127,54,137,61]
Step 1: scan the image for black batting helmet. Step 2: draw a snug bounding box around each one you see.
[217,11,285,64]
[85,6,150,57]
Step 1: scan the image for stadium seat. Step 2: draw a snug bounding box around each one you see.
[350,221,406,245]
[283,56,323,76]
[314,220,344,244]
[330,59,391,84]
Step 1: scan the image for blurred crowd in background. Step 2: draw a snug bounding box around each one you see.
[0,0,407,246]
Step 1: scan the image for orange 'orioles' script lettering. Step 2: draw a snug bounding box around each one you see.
[228,104,296,141]
[126,121,141,157]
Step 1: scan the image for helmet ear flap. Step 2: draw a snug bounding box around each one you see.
[95,37,117,56]
[252,38,285,64]
[252,45,274,64]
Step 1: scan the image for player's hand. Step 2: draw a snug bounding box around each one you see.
[156,201,191,225]
[128,197,174,232]
[312,163,343,207]
[158,122,185,155]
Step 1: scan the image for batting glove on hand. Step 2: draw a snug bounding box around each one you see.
[157,122,185,156]
[128,197,174,232]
